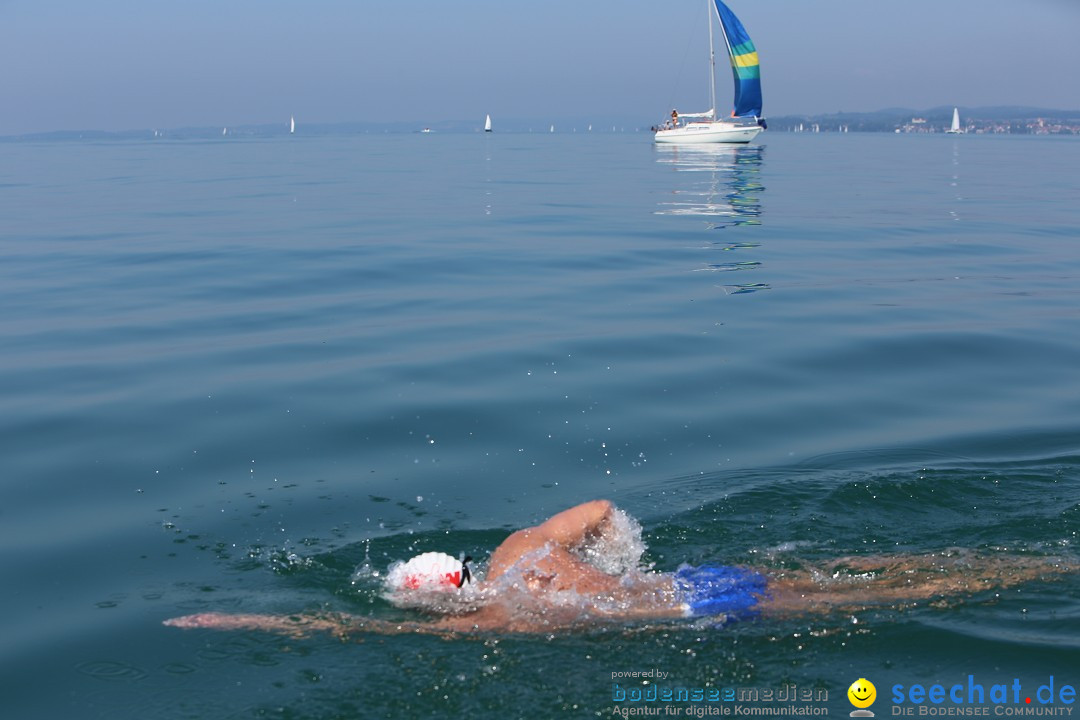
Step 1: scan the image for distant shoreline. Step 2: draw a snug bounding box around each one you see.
[3,106,1079,141]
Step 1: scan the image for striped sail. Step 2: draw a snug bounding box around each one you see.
[714,0,762,119]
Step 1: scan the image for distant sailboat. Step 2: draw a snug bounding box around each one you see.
[550,124,555,133]
[654,0,766,144]
[485,114,492,133]
[222,127,228,137]
[290,115,296,134]
[946,107,962,134]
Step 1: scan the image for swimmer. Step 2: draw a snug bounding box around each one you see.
[165,500,1070,637]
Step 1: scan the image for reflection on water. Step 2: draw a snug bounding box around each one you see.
[654,144,769,292]
[724,282,770,294]
[654,144,764,227]
[949,139,961,222]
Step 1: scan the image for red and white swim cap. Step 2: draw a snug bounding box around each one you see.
[386,552,470,592]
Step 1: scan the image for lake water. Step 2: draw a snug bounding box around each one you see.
[2,131,1078,719]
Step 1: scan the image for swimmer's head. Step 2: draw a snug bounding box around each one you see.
[385,552,472,593]
[383,552,481,614]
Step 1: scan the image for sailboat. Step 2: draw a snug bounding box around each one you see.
[290,115,296,134]
[485,114,492,133]
[946,107,962,134]
[654,0,766,144]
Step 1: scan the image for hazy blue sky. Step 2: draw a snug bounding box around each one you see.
[2,0,1079,134]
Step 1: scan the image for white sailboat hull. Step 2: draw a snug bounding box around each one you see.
[654,120,762,144]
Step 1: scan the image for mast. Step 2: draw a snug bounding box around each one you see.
[707,0,717,121]
[713,0,738,120]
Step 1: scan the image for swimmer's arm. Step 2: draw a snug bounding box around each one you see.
[487,499,615,578]
[163,612,458,638]
[534,499,614,549]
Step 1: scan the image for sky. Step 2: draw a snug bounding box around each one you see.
[2,0,1079,135]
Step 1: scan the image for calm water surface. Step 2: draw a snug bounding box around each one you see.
[1,131,1078,718]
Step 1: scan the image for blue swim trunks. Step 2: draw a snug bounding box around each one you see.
[675,565,769,619]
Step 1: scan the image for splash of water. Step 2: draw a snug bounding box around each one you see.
[376,507,674,621]
[573,507,650,575]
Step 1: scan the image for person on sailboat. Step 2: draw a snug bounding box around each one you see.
[671,109,680,128]
[164,499,1070,637]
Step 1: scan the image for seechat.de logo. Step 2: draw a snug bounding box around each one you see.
[849,678,877,718]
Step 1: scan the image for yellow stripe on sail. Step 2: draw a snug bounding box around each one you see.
[731,51,759,69]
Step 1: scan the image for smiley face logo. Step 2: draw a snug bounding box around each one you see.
[848,678,876,716]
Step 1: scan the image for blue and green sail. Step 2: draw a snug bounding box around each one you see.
[713,0,763,119]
